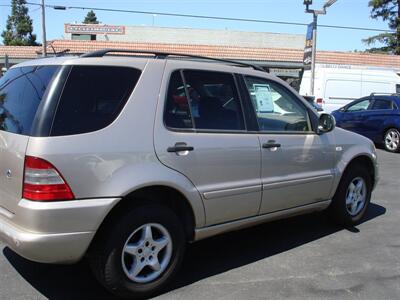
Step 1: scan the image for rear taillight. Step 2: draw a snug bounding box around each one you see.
[23,156,75,201]
[316,98,324,105]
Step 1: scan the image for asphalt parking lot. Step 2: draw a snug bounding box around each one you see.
[0,148,399,300]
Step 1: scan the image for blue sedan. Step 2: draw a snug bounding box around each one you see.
[331,94,400,153]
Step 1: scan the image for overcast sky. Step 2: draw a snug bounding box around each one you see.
[0,0,391,51]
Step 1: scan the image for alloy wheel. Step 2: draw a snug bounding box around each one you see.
[345,177,367,216]
[121,223,173,283]
[385,129,400,151]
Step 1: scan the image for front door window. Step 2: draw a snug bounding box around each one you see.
[244,76,311,132]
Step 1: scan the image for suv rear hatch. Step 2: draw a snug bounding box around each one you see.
[0,65,59,213]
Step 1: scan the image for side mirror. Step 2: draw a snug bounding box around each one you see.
[318,113,336,134]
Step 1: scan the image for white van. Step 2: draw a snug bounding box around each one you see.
[300,65,400,113]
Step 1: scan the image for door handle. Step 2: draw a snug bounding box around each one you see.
[262,141,281,149]
[167,143,194,153]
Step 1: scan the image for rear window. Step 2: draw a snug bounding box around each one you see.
[0,66,59,135]
[51,65,141,136]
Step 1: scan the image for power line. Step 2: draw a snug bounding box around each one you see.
[56,5,310,27]
[319,24,392,32]
[16,2,396,33]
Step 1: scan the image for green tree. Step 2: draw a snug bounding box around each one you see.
[364,0,400,54]
[83,10,99,24]
[1,0,38,46]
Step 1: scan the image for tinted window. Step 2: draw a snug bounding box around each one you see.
[346,99,371,112]
[183,70,245,131]
[164,71,193,129]
[51,66,141,136]
[0,66,59,135]
[165,70,245,131]
[372,99,392,110]
[244,76,311,132]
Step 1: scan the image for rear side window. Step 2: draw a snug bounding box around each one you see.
[0,66,59,135]
[165,70,245,131]
[371,99,393,110]
[51,65,140,136]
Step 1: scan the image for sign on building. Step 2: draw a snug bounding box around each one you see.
[65,24,125,35]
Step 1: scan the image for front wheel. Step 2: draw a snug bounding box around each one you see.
[328,164,372,226]
[383,128,400,153]
[89,204,186,299]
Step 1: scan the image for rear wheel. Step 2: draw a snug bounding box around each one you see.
[329,164,372,226]
[89,204,185,299]
[384,128,400,153]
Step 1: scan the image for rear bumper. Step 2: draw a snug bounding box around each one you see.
[0,221,95,263]
[0,198,120,264]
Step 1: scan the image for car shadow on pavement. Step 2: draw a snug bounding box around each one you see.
[3,203,386,300]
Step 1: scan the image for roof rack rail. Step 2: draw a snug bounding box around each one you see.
[80,49,265,72]
[370,92,400,97]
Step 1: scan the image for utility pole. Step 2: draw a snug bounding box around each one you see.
[304,0,337,96]
[310,13,318,96]
[309,13,317,96]
[41,0,47,57]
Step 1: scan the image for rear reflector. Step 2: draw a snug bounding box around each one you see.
[23,156,75,201]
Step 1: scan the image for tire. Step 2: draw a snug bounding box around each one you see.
[383,128,400,153]
[89,204,186,299]
[328,164,372,226]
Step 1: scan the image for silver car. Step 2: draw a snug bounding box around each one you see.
[0,50,378,298]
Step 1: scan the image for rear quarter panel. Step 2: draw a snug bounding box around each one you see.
[25,59,206,228]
